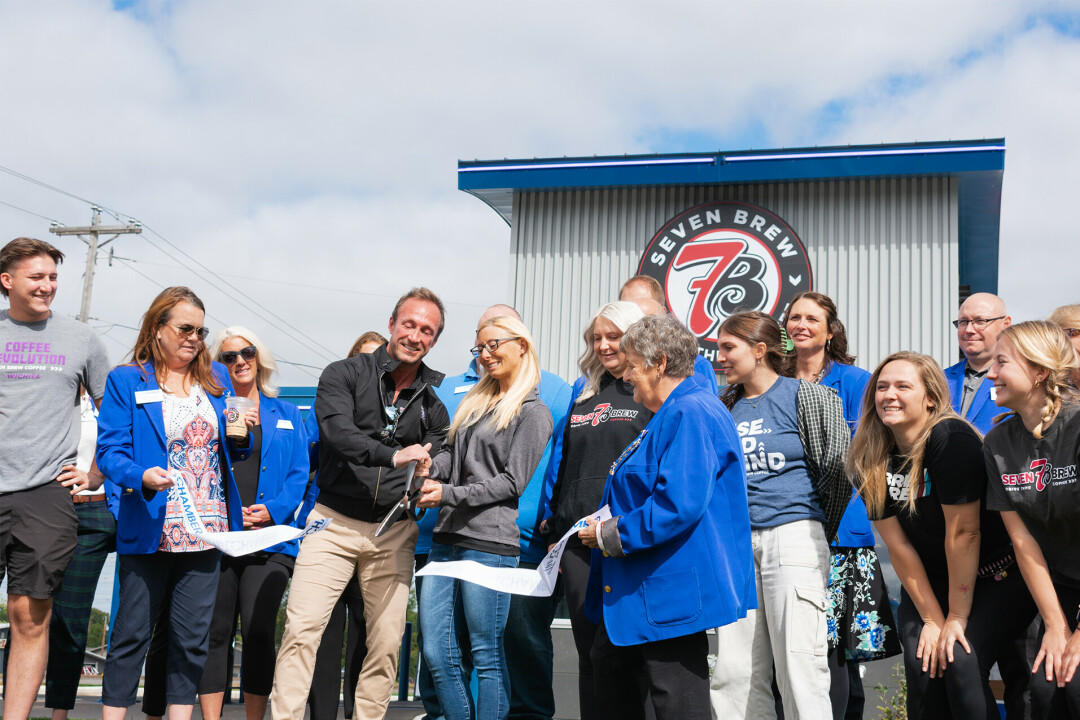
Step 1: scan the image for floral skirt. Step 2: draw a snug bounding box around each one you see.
[826,546,902,661]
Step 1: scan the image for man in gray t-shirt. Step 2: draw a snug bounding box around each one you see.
[0,237,109,720]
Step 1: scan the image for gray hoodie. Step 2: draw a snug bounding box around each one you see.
[430,388,553,553]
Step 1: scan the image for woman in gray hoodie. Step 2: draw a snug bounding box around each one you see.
[416,315,553,720]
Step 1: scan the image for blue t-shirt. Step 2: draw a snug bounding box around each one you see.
[731,375,824,530]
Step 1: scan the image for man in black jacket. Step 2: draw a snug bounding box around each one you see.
[271,288,451,720]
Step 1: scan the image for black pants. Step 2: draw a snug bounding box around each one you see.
[899,569,1035,720]
[562,545,599,720]
[591,622,709,720]
[1030,584,1080,720]
[199,553,292,696]
[308,575,366,720]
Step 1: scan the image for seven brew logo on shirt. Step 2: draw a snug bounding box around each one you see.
[637,201,812,368]
[1000,458,1078,492]
[569,402,640,428]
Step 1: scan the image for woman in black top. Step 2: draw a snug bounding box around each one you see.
[541,300,650,720]
[984,321,1080,718]
[848,351,1034,720]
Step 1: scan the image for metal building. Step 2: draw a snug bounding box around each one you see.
[458,139,1004,380]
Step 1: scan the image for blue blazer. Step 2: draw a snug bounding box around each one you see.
[821,362,876,548]
[98,361,245,555]
[944,359,999,435]
[250,393,311,557]
[585,379,756,646]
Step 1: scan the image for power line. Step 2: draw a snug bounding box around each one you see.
[136,222,340,361]
[0,198,61,224]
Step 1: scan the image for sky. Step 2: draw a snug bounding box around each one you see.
[1,0,1079,608]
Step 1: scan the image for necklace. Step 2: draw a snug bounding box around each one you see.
[813,364,828,383]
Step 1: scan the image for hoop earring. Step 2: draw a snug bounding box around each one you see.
[826,338,832,353]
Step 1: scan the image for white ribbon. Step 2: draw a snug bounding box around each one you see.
[415,505,612,596]
[172,471,330,557]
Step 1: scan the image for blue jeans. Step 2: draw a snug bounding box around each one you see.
[420,543,517,720]
[504,562,558,720]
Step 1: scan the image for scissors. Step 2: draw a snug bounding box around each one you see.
[374,460,424,537]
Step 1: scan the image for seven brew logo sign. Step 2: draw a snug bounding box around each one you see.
[636,201,812,365]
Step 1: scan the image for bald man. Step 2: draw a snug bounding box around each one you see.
[427,304,572,720]
[618,276,720,395]
[943,292,1011,433]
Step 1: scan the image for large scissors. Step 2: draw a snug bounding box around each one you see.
[374,460,424,537]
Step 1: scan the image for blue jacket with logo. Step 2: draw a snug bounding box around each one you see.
[247,393,310,557]
[97,361,245,555]
[944,358,1000,434]
[584,379,756,646]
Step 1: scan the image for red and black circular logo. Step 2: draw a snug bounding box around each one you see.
[637,201,812,362]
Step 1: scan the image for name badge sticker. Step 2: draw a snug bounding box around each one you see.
[277,419,294,430]
[135,389,165,405]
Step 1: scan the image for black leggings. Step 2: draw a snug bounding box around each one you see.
[898,569,1035,720]
[199,553,292,696]
[562,544,599,720]
[1029,584,1080,720]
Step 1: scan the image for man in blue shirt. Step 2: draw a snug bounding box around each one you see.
[426,304,572,720]
[943,292,1011,433]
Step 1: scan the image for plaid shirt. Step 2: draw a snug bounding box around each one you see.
[795,380,852,543]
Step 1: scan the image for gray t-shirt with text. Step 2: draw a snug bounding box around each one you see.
[0,310,110,493]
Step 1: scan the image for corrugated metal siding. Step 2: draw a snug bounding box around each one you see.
[510,178,959,382]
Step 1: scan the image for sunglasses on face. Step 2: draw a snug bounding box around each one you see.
[173,323,210,341]
[220,345,257,365]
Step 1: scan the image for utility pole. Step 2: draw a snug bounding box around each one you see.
[50,206,142,323]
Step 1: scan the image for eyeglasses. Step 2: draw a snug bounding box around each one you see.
[173,323,210,341]
[1063,328,1080,339]
[220,345,257,365]
[470,337,519,357]
[380,404,402,444]
[952,316,1005,331]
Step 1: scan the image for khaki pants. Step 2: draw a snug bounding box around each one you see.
[270,504,417,720]
[710,519,832,720]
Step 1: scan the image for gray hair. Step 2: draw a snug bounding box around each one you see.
[621,315,699,379]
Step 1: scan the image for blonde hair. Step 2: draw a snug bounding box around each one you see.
[576,302,645,403]
[448,316,541,443]
[1048,304,1080,331]
[208,325,280,398]
[847,351,964,518]
[995,321,1079,438]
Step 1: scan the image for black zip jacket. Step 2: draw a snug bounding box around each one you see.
[314,344,449,523]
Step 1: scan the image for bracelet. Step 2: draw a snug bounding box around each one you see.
[390,450,399,469]
[595,519,608,555]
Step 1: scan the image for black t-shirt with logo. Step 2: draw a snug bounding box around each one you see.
[984,404,1080,590]
[870,418,1012,580]
[545,372,652,543]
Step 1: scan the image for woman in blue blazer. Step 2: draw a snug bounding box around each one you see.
[97,287,246,720]
[578,315,755,720]
[190,326,309,720]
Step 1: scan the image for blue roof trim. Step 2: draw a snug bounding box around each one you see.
[458,139,1005,191]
